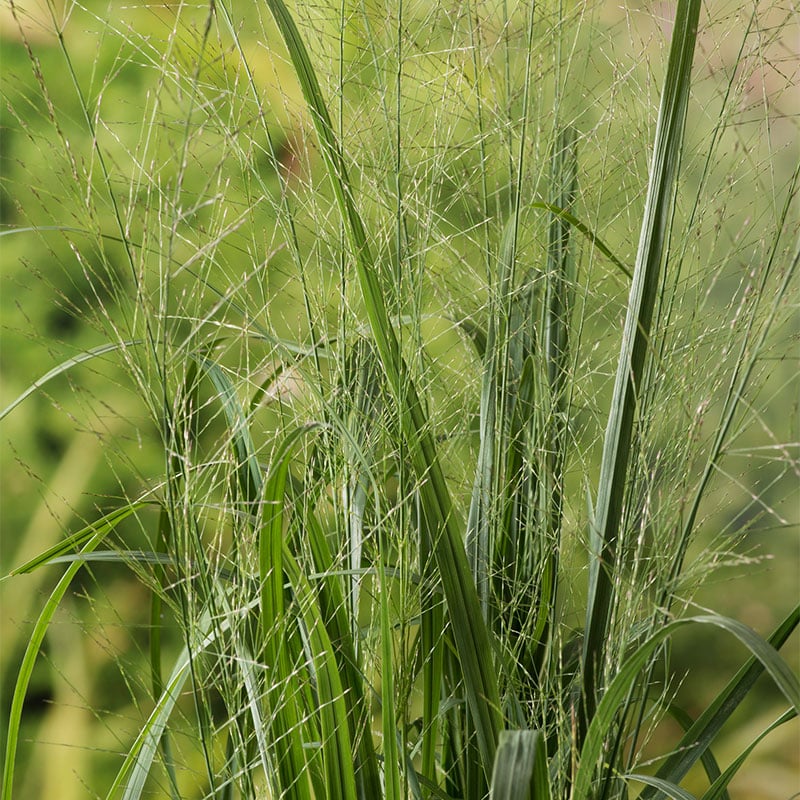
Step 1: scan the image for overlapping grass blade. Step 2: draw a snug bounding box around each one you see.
[281,547,359,800]
[303,507,383,799]
[489,730,551,800]
[378,555,402,800]
[580,0,702,737]
[640,604,800,797]
[258,424,321,800]
[573,610,800,798]
[664,705,729,800]
[261,0,502,774]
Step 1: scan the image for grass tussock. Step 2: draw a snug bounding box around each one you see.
[1,1,798,798]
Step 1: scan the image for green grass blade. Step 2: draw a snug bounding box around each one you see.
[2,504,144,799]
[194,357,263,514]
[149,507,181,800]
[699,709,796,800]
[665,705,728,800]
[0,341,141,421]
[489,730,551,800]
[281,547,359,800]
[573,610,800,798]
[581,0,702,737]
[118,650,192,800]
[530,203,631,280]
[112,597,236,800]
[419,498,445,793]
[627,775,698,800]
[378,555,402,800]
[7,502,149,576]
[303,507,382,799]
[640,604,800,797]
[259,424,320,633]
[259,425,321,800]
[261,0,502,773]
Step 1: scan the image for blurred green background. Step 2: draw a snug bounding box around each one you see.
[1,2,797,798]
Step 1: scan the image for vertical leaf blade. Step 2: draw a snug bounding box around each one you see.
[580,0,702,737]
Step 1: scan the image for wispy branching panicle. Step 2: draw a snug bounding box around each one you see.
[1,2,798,799]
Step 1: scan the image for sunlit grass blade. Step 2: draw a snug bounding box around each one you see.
[117,649,192,800]
[581,0,702,737]
[261,0,502,774]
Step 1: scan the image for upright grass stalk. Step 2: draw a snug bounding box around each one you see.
[579,0,701,743]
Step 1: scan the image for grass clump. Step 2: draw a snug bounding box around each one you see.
[1,1,798,798]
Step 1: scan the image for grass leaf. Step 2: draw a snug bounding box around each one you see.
[574,610,800,797]
[581,0,702,738]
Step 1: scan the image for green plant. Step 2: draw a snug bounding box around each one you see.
[1,1,798,799]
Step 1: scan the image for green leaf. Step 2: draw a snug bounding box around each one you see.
[664,704,728,800]
[490,730,551,800]
[581,0,702,740]
[574,611,800,798]
[258,424,322,800]
[700,709,796,800]
[2,503,146,799]
[194,356,263,514]
[0,341,141,421]
[8,502,150,576]
[641,605,799,798]
[282,547,359,800]
[303,506,383,799]
[627,775,698,800]
[530,202,631,280]
[259,0,502,775]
